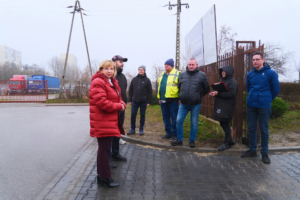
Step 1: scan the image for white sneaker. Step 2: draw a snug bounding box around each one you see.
[119,138,126,144]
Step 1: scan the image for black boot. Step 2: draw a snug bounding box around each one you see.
[218,144,230,151]
[229,141,236,147]
[97,175,119,187]
[109,161,117,168]
[261,153,271,164]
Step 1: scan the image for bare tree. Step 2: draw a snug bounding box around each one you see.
[91,60,100,75]
[0,62,20,80]
[151,63,164,93]
[293,56,300,82]
[217,25,237,56]
[0,62,48,80]
[21,64,48,75]
[125,71,135,92]
[48,56,61,77]
[264,42,294,75]
[80,64,92,83]
[78,60,100,83]
[217,25,293,76]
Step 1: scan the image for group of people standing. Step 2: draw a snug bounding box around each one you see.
[89,51,280,187]
[157,57,236,150]
[157,57,236,151]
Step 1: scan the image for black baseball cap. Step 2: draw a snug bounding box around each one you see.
[112,55,128,62]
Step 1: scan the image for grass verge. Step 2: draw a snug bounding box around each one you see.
[125,105,300,146]
[125,105,224,143]
[269,110,300,134]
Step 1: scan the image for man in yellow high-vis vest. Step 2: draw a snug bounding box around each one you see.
[157,58,181,142]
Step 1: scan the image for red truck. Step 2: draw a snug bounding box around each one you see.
[7,75,31,94]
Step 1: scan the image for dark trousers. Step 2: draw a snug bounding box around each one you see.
[110,110,125,156]
[131,102,147,130]
[219,121,234,144]
[97,137,112,178]
[247,106,272,154]
[160,101,179,136]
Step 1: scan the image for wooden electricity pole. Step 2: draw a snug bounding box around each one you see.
[165,0,189,70]
[60,0,92,96]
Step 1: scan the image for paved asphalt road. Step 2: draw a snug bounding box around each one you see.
[0,103,92,200]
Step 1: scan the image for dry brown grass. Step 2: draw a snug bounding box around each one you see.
[123,105,300,148]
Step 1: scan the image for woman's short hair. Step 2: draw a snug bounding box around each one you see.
[98,60,117,77]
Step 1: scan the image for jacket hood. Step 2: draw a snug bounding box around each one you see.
[252,62,271,72]
[186,66,199,73]
[219,65,234,80]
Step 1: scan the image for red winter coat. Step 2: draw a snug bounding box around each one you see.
[89,72,126,138]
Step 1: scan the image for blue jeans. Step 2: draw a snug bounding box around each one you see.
[160,101,179,136]
[176,103,201,142]
[247,106,272,154]
[131,102,147,130]
[111,110,125,156]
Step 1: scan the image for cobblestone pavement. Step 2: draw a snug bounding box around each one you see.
[80,144,300,200]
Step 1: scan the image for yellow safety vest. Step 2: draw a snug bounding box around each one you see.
[157,68,181,99]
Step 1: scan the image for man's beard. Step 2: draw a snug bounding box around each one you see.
[117,67,123,73]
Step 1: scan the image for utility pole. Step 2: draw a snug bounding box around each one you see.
[60,0,92,96]
[78,1,92,77]
[165,1,189,70]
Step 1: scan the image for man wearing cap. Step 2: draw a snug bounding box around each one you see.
[110,55,128,163]
[127,65,152,135]
[157,58,181,142]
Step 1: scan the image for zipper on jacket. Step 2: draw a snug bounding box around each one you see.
[188,74,191,105]
[137,76,141,102]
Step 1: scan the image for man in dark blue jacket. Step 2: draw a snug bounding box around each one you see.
[241,52,280,164]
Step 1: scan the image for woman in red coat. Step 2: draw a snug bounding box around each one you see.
[89,60,126,187]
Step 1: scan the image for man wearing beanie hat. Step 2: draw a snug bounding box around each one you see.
[127,65,152,135]
[157,58,181,142]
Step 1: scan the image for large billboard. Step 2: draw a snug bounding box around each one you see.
[185,5,217,66]
[185,19,204,66]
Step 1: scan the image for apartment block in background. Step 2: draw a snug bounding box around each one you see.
[60,53,77,67]
[0,45,22,67]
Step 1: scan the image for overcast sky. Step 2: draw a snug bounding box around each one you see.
[1,0,299,82]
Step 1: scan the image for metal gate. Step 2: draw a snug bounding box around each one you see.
[0,80,49,103]
[199,41,264,144]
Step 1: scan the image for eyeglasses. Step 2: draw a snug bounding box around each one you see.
[252,59,261,61]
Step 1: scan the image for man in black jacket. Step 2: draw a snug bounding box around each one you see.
[110,55,127,163]
[127,65,152,135]
[171,58,210,148]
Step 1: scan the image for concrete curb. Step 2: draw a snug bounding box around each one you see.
[34,138,98,200]
[121,135,300,155]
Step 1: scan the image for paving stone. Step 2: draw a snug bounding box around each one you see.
[67,144,300,200]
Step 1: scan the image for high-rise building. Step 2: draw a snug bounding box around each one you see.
[0,45,22,67]
[60,53,77,66]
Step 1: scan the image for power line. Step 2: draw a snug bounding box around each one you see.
[0,11,175,17]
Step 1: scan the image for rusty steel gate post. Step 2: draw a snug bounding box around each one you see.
[233,47,245,143]
[46,80,48,100]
